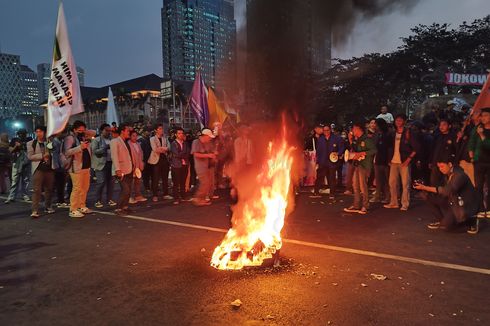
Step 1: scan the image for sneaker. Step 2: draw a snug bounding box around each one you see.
[163,195,173,200]
[108,200,117,207]
[319,189,330,194]
[135,196,147,202]
[94,201,104,208]
[211,195,220,200]
[4,199,14,204]
[427,222,441,229]
[78,207,93,214]
[45,208,55,214]
[129,198,137,204]
[57,202,69,208]
[69,210,85,218]
[358,207,368,215]
[343,206,360,213]
[23,195,31,202]
[467,220,479,235]
[383,204,399,209]
[30,211,40,218]
[152,196,159,202]
[181,197,192,202]
[343,190,352,195]
[205,197,211,202]
[173,200,180,205]
[400,206,408,211]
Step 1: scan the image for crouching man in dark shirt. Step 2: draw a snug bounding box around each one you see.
[414,156,480,234]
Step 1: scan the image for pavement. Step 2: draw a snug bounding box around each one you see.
[1,188,490,326]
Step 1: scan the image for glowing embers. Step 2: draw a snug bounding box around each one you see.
[211,140,294,270]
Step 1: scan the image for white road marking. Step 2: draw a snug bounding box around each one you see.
[4,196,490,275]
[96,211,490,276]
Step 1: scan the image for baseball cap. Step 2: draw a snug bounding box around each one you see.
[201,128,216,138]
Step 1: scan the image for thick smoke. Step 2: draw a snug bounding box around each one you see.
[240,0,420,121]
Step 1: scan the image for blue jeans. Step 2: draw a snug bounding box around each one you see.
[95,161,114,203]
[7,163,30,200]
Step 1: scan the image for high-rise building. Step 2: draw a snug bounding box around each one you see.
[37,63,85,103]
[161,0,236,93]
[0,52,23,118]
[245,0,332,112]
[20,65,39,114]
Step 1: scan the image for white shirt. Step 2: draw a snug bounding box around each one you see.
[391,132,402,164]
[377,112,394,124]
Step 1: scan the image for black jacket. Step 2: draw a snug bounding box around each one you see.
[387,128,420,163]
[430,132,457,165]
[374,131,391,166]
[437,166,479,222]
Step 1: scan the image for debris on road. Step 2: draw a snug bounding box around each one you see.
[231,299,242,309]
[429,313,435,317]
[370,273,387,281]
[200,248,206,253]
[332,283,338,286]
[361,283,368,287]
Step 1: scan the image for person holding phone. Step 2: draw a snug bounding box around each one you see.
[413,156,480,234]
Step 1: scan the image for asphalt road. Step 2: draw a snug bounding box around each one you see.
[1,189,490,326]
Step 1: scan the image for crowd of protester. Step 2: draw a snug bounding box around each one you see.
[0,120,250,219]
[0,101,488,236]
[305,102,490,235]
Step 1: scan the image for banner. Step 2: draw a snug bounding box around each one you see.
[189,71,209,127]
[445,73,487,86]
[106,87,119,126]
[47,2,83,137]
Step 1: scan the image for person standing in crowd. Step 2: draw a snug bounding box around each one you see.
[312,124,343,199]
[91,123,116,208]
[414,157,480,234]
[27,126,55,218]
[64,121,95,218]
[128,130,146,204]
[4,129,31,203]
[0,133,11,194]
[384,114,419,211]
[111,124,133,215]
[429,119,457,188]
[148,124,172,202]
[191,128,217,206]
[376,105,394,125]
[336,128,347,190]
[469,107,490,217]
[51,131,70,208]
[344,121,377,214]
[456,112,479,186]
[370,118,391,204]
[343,128,355,195]
[410,121,432,187]
[170,127,191,205]
[234,123,254,169]
[138,127,152,195]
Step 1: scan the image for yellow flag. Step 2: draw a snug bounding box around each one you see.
[207,87,228,126]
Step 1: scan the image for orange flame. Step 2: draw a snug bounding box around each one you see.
[211,140,294,270]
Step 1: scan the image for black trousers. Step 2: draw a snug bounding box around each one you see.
[171,166,188,200]
[427,193,476,228]
[142,162,152,191]
[152,158,169,196]
[54,170,67,204]
[117,174,133,209]
[475,162,490,211]
[315,165,337,194]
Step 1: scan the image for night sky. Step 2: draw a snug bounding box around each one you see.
[0,0,486,87]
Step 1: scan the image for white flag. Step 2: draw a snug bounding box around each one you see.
[106,87,119,126]
[47,2,83,137]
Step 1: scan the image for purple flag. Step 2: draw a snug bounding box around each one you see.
[189,71,209,127]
